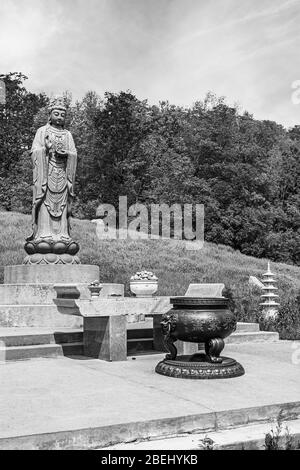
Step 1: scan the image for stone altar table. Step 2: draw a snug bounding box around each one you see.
[54,285,170,361]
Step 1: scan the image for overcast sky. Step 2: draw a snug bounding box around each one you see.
[1,0,300,127]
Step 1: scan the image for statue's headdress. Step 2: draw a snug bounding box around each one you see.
[48,96,67,113]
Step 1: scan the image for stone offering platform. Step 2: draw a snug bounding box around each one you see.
[0,275,279,360]
[0,341,299,449]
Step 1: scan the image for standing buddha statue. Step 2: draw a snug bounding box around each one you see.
[24,96,80,264]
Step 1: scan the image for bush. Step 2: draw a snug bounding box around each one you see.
[225,284,300,340]
[232,286,261,323]
[222,285,236,312]
[264,415,300,450]
[260,289,300,340]
[276,290,300,339]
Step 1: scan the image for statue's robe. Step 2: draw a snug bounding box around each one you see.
[28,124,77,242]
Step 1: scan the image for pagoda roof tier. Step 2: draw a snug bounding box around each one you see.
[261,293,279,298]
[260,301,280,306]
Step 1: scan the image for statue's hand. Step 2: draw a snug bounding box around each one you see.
[45,135,53,151]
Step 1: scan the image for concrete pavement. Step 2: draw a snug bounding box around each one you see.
[0,340,299,449]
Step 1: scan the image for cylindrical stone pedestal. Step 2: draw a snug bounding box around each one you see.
[4,265,99,284]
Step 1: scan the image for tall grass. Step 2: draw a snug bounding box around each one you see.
[0,210,300,299]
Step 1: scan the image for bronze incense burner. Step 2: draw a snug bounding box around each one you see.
[155,295,245,379]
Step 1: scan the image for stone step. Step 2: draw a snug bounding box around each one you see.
[0,321,260,340]
[0,328,83,347]
[0,328,155,348]
[236,322,259,332]
[0,323,278,361]
[226,331,279,344]
[0,330,156,360]
[0,338,156,361]
[60,342,84,356]
[0,343,62,361]
[0,342,84,361]
[127,337,154,355]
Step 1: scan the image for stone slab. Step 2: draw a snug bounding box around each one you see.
[249,276,264,289]
[185,283,225,297]
[0,340,299,449]
[4,264,99,284]
[226,331,279,343]
[55,296,171,318]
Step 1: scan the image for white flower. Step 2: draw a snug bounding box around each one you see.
[131,270,158,281]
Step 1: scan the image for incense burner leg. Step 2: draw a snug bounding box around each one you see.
[205,337,224,363]
[164,334,177,360]
[161,312,178,360]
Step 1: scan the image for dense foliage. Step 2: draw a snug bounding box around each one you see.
[0,73,299,265]
[0,73,48,213]
[260,289,300,340]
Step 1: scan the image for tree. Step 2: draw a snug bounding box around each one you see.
[0,72,48,210]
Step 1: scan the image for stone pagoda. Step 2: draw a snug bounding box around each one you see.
[260,262,280,319]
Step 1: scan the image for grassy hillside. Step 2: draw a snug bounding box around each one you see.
[0,211,299,300]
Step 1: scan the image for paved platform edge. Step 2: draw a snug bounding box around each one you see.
[0,401,299,450]
[103,419,300,450]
